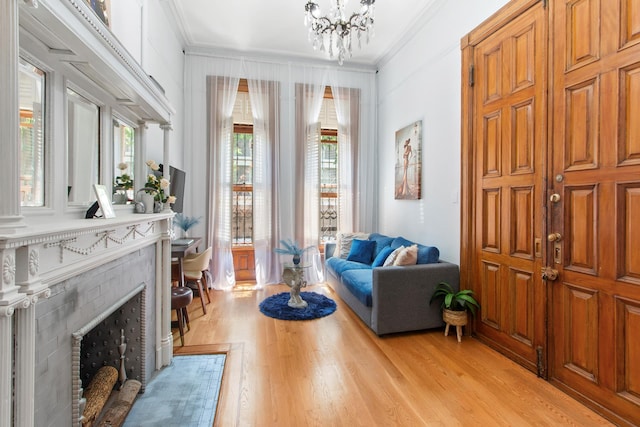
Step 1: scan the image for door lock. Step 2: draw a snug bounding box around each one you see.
[541,267,559,281]
[549,193,561,203]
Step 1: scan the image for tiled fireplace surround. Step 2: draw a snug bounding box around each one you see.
[0,213,175,426]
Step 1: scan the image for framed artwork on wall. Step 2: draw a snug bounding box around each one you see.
[394,120,422,200]
[85,0,111,27]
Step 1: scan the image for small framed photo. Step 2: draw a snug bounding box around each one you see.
[93,184,116,218]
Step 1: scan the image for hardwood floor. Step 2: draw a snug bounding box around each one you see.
[173,283,613,426]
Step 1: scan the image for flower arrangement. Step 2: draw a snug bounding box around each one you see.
[144,160,176,204]
[114,162,133,191]
[174,213,201,235]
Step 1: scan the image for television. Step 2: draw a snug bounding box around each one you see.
[157,164,186,213]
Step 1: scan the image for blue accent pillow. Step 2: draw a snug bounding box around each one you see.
[417,245,440,264]
[371,246,394,267]
[391,236,414,249]
[346,239,376,264]
[368,233,394,258]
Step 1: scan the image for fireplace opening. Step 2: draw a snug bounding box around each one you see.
[72,284,147,426]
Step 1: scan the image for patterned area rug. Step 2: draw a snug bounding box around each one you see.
[123,354,225,427]
[259,291,337,320]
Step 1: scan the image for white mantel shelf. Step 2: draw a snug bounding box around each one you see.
[0,212,175,427]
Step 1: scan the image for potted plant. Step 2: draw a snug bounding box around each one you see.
[429,282,480,342]
[274,239,314,265]
[174,213,201,238]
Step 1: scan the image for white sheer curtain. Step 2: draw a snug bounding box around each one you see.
[207,75,239,290]
[294,68,328,284]
[247,76,281,287]
[331,86,360,232]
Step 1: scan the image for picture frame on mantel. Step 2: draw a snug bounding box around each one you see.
[93,184,116,218]
[394,120,422,200]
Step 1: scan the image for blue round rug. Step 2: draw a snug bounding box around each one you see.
[259,292,337,321]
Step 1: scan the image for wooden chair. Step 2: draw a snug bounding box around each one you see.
[182,247,213,314]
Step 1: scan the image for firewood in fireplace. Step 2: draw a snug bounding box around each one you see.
[82,366,118,427]
[95,379,142,427]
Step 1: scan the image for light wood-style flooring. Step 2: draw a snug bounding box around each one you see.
[173,283,613,426]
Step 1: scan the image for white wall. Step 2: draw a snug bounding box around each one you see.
[376,0,509,264]
[142,0,185,168]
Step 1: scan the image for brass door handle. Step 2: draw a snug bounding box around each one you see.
[548,233,562,242]
[541,267,559,281]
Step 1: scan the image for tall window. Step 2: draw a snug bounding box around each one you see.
[19,59,46,207]
[232,124,253,245]
[319,93,338,242]
[320,130,338,242]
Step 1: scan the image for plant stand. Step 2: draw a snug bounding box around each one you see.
[443,309,468,343]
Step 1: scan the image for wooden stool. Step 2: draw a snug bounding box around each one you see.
[171,286,193,346]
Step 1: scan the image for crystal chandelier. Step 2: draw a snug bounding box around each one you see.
[304,0,376,65]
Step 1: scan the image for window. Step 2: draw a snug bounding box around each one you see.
[113,119,135,203]
[232,123,253,245]
[19,59,46,207]
[320,130,338,242]
[319,93,338,242]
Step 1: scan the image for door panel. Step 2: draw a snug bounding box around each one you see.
[471,3,547,372]
[551,0,640,423]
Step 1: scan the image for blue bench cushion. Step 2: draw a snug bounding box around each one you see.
[326,257,372,275]
[391,236,439,264]
[341,269,373,307]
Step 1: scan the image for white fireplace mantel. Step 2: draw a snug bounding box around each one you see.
[0,212,175,427]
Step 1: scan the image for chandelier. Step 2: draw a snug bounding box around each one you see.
[304,0,376,65]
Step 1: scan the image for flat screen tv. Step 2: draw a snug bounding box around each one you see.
[157,164,185,213]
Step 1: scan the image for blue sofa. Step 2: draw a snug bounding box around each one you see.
[325,233,460,336]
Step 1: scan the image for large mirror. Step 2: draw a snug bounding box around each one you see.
[19,58,46,207]
[67,88,100,205]
[113,119,135,204]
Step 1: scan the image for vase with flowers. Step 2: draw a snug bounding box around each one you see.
[174,213,201,238]
[113,162,134,204]
[141,160,177,213]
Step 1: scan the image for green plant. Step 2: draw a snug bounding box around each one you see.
[114,162,134,191]
[429,282,480,317]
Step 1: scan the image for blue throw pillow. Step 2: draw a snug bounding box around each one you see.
[371,246,394,267]
[391,236,414,249]
[347,239,376,264]
[368,233,394,258]
[417,245,440,264]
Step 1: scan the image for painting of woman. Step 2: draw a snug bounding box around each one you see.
[395,121,422,199]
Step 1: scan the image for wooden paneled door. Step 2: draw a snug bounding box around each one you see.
[549,0,640,424]
[463,0,640,424]
[462,0,548,374]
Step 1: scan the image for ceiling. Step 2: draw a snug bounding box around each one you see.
[169,0,441,66]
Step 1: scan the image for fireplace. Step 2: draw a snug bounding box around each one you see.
[72,284,147,426]
[0,213,175,426]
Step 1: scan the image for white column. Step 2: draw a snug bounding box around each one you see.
[14,300,36,427]
[135,121,148,194]
[157,238,173,368]
[160,122,172,179]
[14,244,49,427]
[0,306,15,427]
[0,0,25,229]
